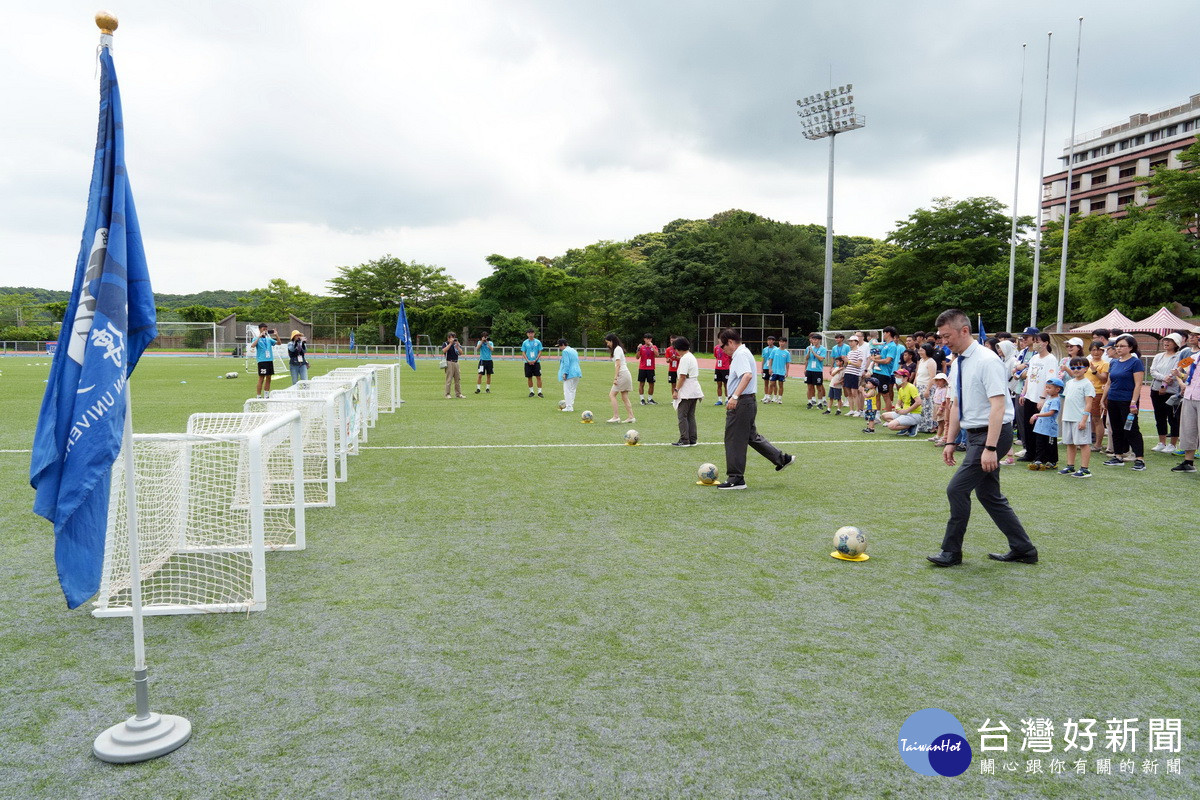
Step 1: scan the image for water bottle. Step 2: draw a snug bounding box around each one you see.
[1124,411,1135,431]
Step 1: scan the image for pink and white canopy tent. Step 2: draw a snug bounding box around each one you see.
[1068,309,1138,335]
[1129,307,1200,337]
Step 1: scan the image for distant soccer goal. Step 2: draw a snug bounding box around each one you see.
[93,410,305,618]
[243,323,289,372]
[696,313,787,355]
[149,321,222,357]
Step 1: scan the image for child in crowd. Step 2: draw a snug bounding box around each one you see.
[826,355,845,415]
[1029,377,1064,470]
[762,336,777,402]
[930,373,949,445]
[1060,357,1097,477]
[767,337,791,404]
[862,377,879,434]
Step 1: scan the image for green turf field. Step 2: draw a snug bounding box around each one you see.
[1,355,1196,798]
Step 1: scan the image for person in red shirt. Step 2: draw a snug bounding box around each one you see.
[637,334,658,405]
[714,341,731,405]
[665,335,681,391]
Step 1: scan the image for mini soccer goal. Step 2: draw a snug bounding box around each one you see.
[286,374,370,447]
[269,384,355,464]
[362,363,401,412]
[244,394,343,504]
[93,410,305,618]
[320,367,381,427]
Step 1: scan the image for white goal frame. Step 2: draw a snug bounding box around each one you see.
[93,410,305,618]
[243,323,289,372]
[363,363,401,412]
[152,321,222,357]
[244,394,343,505]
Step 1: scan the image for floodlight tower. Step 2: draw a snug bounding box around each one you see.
[796,84,865,332]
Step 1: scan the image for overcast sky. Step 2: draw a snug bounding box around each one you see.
[1,1,1195,296]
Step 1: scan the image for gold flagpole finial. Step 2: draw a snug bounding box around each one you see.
[95,11,118,35]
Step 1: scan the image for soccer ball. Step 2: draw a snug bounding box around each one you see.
[558,399,568,410]
[698,463,719,484]
[581,410,594,421]
[834,526,867,557]
[625,429,640,445]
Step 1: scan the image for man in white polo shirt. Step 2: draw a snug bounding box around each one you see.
[927,309,1038,567]
[717,328,795,489]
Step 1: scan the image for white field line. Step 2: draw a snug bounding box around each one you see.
[0,440,922,454]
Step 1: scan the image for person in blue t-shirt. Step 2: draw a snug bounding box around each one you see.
[767,338,792,404]
[475,332,495,394]
[521,329,544,397]
[252,323,277,398]
[1029,377,1063,469]
[803,333,827,409]
[870,326,901,411]
[761,336,777,401]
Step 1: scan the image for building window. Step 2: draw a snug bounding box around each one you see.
[1091,199,1106,212]
[1119,166,1137,179]
[1069,205,1079,215]
[1149,130,1161,142]
[1092,172,1107,186]
[1150,158,1168,171]
[1118,193,1135,208]
[1072,153,1087,164]
[1119,139,1130,150]
[1070,180,1081,190]
[1105,144,1116,155]
[1165,125,1178,136]
[1185,120,1195,132]
[1134,135,1145,145]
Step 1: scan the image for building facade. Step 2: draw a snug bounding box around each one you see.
[1042,93,1200,223]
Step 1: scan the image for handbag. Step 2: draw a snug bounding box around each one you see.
[439,359,447,369]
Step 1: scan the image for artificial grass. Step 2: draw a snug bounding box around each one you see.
[0,355,1196,798]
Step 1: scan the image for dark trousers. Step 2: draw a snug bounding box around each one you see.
[676,398,699,444]
[1021,398,1045,459]
[940,424,1035,555]
[1034,430,1059,465]
[724,395,785,481]
[1150,390,1181,438]
[1013,394,1028,445]
[1107,399,1145,458]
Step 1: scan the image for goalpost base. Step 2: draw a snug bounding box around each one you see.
[93,711,191,763]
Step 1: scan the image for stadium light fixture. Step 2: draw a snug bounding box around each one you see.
[795,81,866,332]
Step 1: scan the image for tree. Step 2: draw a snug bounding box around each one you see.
[838,197,1033,330]
[1080,218,1200,319]
[327,255,466,310]
[1145,140,1200,242]
[241,279,320,322]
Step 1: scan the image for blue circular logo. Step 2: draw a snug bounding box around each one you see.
[898,708,973,777]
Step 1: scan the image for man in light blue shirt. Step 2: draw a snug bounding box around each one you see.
[475,332,495,394]
[557,338,582,411]
[252,323,277,398]
[521,329,544,398]
[803,333,827,409]
[768,339,792,405]
[871,326,901,412]
[927,309,1035,569]
[717,328,794,489]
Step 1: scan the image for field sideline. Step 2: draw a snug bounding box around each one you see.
[0,356,1195,798]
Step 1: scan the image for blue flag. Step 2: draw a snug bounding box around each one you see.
[977,315,987,346]
[395,297,416,371]
[30,46,157,609]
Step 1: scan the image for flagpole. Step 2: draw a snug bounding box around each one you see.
[89,13,189,763]
[1005,43,1027,333]
[1055,18,1084,333]
[1029,32,1052,329]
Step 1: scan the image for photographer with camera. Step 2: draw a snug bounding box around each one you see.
[287,329,309,384]
[442,331,464,398]
[252,323,277,398]
[475,332,494,394]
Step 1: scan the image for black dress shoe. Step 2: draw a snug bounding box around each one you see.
[926,551,962,567]
[987,549,1039,564]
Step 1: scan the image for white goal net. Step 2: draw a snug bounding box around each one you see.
[93,410,305,617]
[363,363,401,412]
[244,395,343,504]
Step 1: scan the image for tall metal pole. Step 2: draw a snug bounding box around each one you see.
[1006,44,1028,333]
[1030,32,1053,329]
[1056,18,1084,332]
[823,133,836,333]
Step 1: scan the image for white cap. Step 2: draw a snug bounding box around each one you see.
[1066,337,1085,348]
[934,372,948,381]
[1165,332,1184,348]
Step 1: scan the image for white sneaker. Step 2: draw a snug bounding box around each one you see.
[1151,443,1166,452]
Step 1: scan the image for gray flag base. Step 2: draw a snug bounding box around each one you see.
[93,669,191,763]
